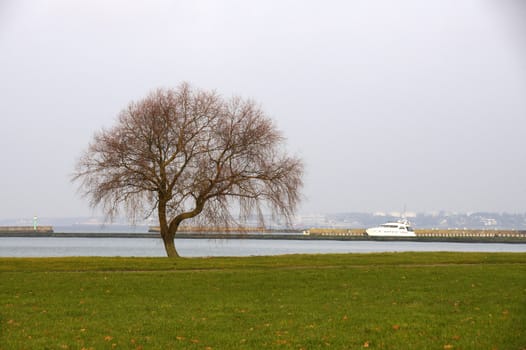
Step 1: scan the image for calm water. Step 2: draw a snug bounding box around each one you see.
[1,237,525,257]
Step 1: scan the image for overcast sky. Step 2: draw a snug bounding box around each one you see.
[1,0,525,220]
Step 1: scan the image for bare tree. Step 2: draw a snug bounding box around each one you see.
[73,83,303,257]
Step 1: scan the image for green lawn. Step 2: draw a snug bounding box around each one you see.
[1,253,525,349]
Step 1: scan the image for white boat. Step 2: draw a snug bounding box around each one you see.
[365,220,416,237]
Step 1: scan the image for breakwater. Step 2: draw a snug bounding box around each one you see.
[0,226,54,235]
[306,228,526,238]
[147,226,297,233]
[1,227,525,243]
[415,229,526,238]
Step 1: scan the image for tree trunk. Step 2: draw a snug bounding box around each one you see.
[158,196,204,258]
[162,232,179,258]
[158,199,180,258]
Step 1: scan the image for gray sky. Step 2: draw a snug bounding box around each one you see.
[1,0,525,219]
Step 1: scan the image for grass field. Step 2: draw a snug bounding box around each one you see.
[1,252,525,349]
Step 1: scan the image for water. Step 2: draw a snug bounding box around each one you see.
[1,237,525,257]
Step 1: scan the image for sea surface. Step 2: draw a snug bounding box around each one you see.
[1,236,525,257]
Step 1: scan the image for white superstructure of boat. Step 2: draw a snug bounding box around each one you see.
[365,220,416,237]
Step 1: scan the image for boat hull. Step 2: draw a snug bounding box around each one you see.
[366,232,417,237]
[365,229,416,237]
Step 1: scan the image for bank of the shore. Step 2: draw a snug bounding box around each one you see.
[1,231,526,244]
[2,224,526,244]
[0,226,54,234]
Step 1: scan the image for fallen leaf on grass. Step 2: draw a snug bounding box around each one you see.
[444,345,454,349]
[104,336,113,341]
[363,341,370,348]
[392,324,400,331]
